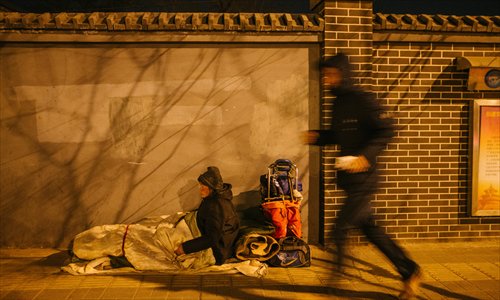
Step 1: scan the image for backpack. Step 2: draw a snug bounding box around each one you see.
[260,159,302,200]
[260,159,303,238]
[265,236,311,268]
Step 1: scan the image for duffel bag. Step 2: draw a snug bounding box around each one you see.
[266,236,311,267]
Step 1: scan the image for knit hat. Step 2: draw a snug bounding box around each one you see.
[198,166,224,191]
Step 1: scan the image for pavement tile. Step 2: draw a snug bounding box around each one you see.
[0,277,26,289]
[66,288,92,299]
[201,285,234,298]
[422,280,487,299]
[296,295,337,300]
[79,277,113,288]
[485,289,500,300]
[261,275,290,285]
[438,279,477,292]
[50,277,85,289]
[33,288,74,300]
[260,288,284,298]
[470,263,500,280]
[108,280,144,288]
[201,275,231,287]
[171,275,201,288]
[1,290,41,300]
[137,275,171,288]
[423,265,465,281]
[463,290,497,300]
[230,276,262,287]
[420,284,453,299]
[129,288,152,299]
[131,288,167,300]
[167,288,200,299]
[235,287,265,297]
[443,263,493,280]
[148,287,171,299]
[100,287,138,298]
[0,291,11,300]
[199,292,226,300]
[82,287,106,299]
[470,279,500,291]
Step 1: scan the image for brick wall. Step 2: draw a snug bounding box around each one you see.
[317,0,500,245]
[372,42,500,242]
[2,4,498,246]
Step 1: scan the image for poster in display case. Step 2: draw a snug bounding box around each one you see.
[470,99,500,216]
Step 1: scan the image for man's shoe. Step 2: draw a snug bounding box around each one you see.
[398,267,422,300]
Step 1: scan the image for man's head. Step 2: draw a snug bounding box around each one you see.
[320,53,353,91]
[198,166,224,195]
[322,67,343,88]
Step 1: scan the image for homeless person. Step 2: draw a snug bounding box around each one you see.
[174,166,240,265]
[67,166,240,273]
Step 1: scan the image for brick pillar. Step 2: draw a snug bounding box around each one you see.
[317,0,373,87]
[311,0,374,244]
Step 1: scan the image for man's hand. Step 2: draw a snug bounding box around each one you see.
[174,244,185,256]
[302,131,319,145]
[336,155,370,173]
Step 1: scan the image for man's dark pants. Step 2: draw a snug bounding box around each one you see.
[333,182,418,280]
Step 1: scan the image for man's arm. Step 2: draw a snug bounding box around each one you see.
[304,129,337,146]
[180,202,223,255]
[358,93,395,165]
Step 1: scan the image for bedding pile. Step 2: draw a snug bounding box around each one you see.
[62,212,267,278]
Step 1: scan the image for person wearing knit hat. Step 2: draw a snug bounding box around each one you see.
[197,166,224,192]
[174,166,240,265]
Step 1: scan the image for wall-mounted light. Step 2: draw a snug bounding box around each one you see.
[456,56,500,91]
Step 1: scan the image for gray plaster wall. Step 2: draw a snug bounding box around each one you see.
[0,42,320,248]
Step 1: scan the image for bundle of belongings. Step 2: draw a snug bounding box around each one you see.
[62,159,311,277]
[233,159,311,267]
[63,212,267,277]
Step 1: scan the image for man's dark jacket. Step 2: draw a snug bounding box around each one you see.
[181,183,240,265]
[314,54,394,190]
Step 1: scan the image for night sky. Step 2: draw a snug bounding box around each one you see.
[373,0,500,16]
[0,0,499,15]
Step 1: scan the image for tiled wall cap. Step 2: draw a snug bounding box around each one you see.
[0,12,324,32]
[373,13,500,33]
[1,12,496,33]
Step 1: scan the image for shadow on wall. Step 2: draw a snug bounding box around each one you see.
[233,190,261,212]
[377,51,500,231]
[1,44,310,248]
[1,47,231,248]
[177,181,264,216]
[177,180,202,212]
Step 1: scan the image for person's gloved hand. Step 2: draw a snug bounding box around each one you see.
[335,155,370,173]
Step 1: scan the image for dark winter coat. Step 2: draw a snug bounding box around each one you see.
[181,183,240,265]
[314,55,394,190]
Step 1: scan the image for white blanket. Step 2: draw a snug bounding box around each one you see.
[61,212,267,278]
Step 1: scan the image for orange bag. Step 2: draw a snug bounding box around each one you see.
[261,201,288,238]
[261,200,302,239]
[285,200,302,238]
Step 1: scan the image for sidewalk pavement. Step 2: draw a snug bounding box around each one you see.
[1,240,499,300]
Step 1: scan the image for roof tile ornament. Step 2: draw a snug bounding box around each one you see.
[0,12,325,32]
[373,13,500,33]
[1,12,497,33]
